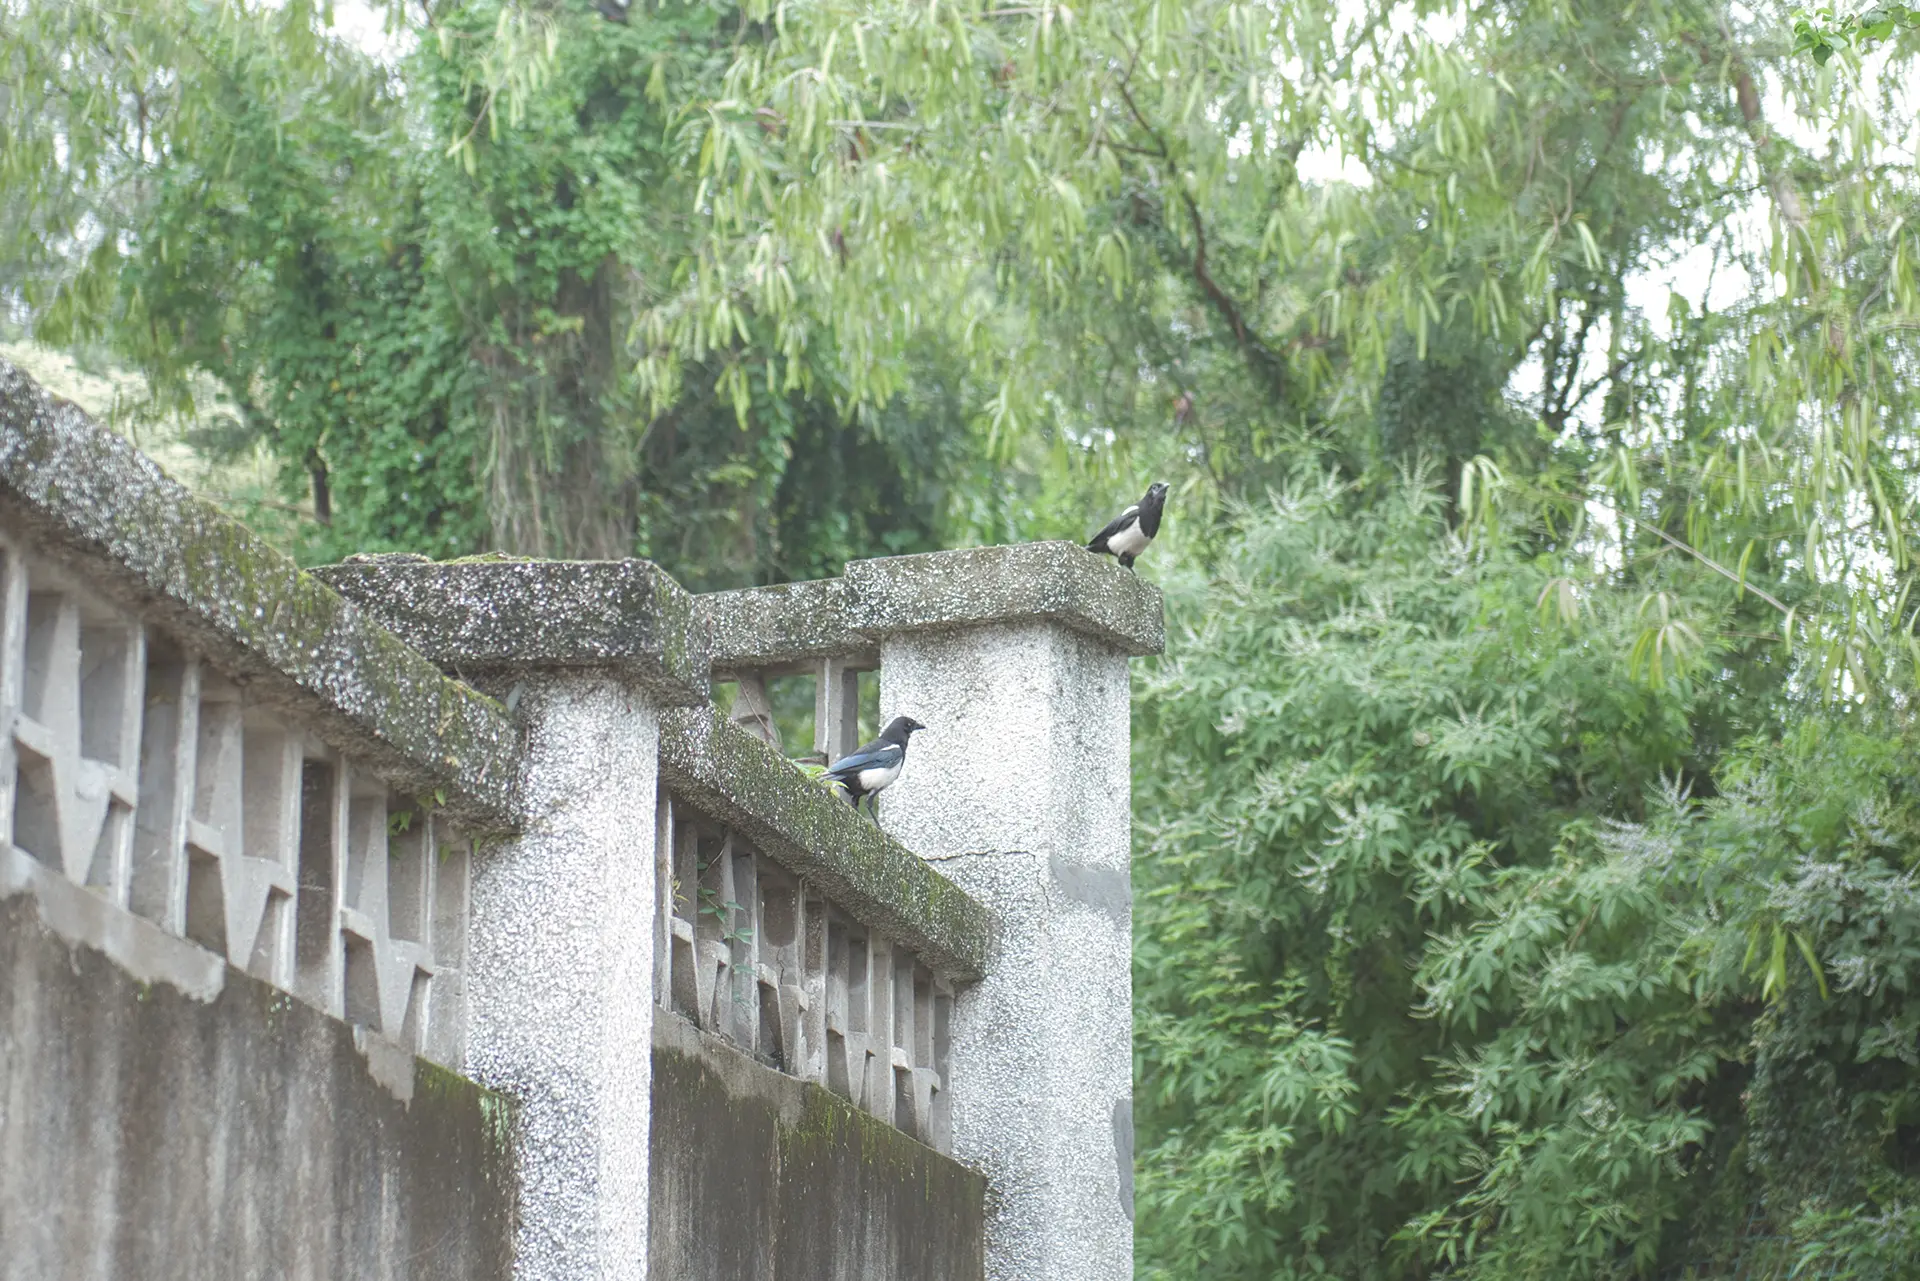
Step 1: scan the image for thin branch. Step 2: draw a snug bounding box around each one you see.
[1643,523,1791,616]
[1113,66,1288,401]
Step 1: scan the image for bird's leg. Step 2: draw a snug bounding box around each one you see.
[1119,553,1136,570]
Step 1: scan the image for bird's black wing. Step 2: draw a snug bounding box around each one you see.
[825,740,905,782]
[1087,505,1140,552]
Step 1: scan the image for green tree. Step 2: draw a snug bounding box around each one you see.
[670,0,1920,675]
[1135,473,1920,1278]
[0,0,982,582]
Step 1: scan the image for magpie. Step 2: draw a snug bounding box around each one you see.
[824,716,925,813]
[1087,481,1169,569]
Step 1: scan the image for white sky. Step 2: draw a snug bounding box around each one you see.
[324,0,411,60]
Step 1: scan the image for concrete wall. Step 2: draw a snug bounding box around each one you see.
[0,895,517,1281]
[649,1012,985,1281]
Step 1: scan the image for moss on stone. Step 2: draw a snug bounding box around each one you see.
[313,557,709,707]
[651,1023,986,1277]
[415,1059,519,1168]
[775,1077,956,1185]
[0,358,523,832]
[702,542,1164,671]
[659,705,993,980]
[701,577,879,670]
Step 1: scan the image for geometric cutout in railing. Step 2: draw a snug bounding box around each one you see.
[0,532,469,1068]
[654,787,955,1150]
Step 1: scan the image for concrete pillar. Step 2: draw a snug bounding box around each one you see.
[310,558,710,1281]
[466,675,657,1279]
[847,544,1163,1281]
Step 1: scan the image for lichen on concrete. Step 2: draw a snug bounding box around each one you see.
[651,1009,986,1281]
[657,705,992,981]
[700,576,878,672]
[0,359,522,831]
[316,557,709,706]
[699,542,1164,674]
[847,541,1164,656]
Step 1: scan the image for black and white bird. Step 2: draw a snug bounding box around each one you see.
[1087,481,1170,570]
[825,716,925,813]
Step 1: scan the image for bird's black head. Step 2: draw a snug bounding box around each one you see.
[1141,480,1170,514]
[881,715,925,744]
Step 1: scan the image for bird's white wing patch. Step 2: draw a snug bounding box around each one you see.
[857,760,903,792]
[1108,522,1152,557]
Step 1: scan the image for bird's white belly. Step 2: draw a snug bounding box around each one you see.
[857,761,902,792]
[1108,523,1152,557]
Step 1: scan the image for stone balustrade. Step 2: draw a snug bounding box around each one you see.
[0,355,1163,1281]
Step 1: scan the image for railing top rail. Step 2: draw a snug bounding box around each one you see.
[0,360,522,831]
[701,577,877,672]
[703,541,1165,674]
[315,555,708,706]
[659,706,992,982]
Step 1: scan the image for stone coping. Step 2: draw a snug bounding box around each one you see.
[700,577,876,672]
[657,706,992,981]
[314,556,708,707]
[704,542,1164,671]
[0,360,522,830]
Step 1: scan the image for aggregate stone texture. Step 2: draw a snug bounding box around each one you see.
[657,704,992,981]
[0,893,517,1281]
[700,577,878,671]
[464,676,658,1281]
[846,542,1164,656]
[649,1011,986,1281]
[315,557,709,706]
[0,358,521,830]
[879,621,1136,1281]
[699,542,1163,674]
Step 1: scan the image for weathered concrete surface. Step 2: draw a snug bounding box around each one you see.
[847,542,1164,656]
[879,621,1141,1281]
[658,706,991,981]
[0,359,521,831]
[702,577,878,672]
[315,556,709,707]
[0,887,516,1281]
[650,1011,985,1281]
[464,676,658,1281]
[701,542,1162,673]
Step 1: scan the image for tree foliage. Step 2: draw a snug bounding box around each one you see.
[0,0,982,582]
[1794,5,1920,62]
[1135,477,1920,1278]
[670,0,1920,679]
[9,0,1919,619]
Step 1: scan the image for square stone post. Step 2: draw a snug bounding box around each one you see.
[844,543,1164,1281]
[314,557,708,1281]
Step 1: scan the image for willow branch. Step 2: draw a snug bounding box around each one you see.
[1644,523,1790,616]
